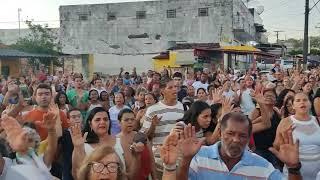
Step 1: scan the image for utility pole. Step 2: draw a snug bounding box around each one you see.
[274,31,284,44]
[18,8,22,37]
[303,0,309,70]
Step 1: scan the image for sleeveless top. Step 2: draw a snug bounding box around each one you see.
[283,115,320,180]
[84,137,126,171]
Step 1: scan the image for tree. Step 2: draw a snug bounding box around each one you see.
[310,36,320,49]
[11,21,62,70]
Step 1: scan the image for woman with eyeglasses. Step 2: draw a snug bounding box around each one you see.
[71,107,125,178]
[78,145,125,180]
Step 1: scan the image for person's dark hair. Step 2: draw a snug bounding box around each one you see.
[67,108,81,119]
[88,89,99,100]
[179,101,210,128]
[159,79,173,89]
[113,92,125,104]
[125,86,135,97]
[118,108,134,122]
[314,88,320,99]
[210,103,222,123]
[172,72,182,79]
[196,88,206,94]
[145,93,158,103]
[83,107,111,144]
[263,88,277,98]
[94,78,102,84]
[35,83,52,95]
[283,96,294,118]
[207,85,214,93]
[55,91,69,105]
[220,112,252,135]
[99,90,109,101]
[275,89,295,108]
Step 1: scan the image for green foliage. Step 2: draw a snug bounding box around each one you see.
[11,21,62,68]
[284,36,320,56]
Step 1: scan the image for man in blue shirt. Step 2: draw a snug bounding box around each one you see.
[161,112,302,180]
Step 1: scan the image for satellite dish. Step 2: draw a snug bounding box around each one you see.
[256,6,265,15]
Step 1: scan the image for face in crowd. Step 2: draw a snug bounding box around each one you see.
[161,80,178,101]
[220,113,251,159]
[35,88,52,108]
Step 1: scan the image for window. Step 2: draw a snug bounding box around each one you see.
[136,11,146,19]
[198,8,209,17]
[79,14,88,21]
[107,12,116,21]
[167,9,176,18]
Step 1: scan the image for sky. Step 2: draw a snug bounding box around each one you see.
[0,0,319,43]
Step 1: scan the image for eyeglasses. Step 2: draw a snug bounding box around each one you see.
[89,162,120,174]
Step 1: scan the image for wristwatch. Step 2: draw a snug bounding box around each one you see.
[288,162,302,175]
[163,163,177,172]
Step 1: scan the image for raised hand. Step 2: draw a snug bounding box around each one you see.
[221,97,234,118]
[160,132,179,165]
[151,115,162,127]
[211,88,223,103]
[0,115,29,152]
[269,126,299,168]
[42,111,57,130]
[250,88,265,104]
[70,123,87,147]
[130,142,145,154]
[179,124,204,159]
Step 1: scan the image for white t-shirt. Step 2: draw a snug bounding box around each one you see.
[222,90,235,99]
[237,88,255,116]
[0,151,52,180]
[192,81,209,95]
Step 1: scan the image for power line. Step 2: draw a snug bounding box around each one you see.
[311,0,320,14]
[310,0,320,11]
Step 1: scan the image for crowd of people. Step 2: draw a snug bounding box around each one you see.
[0,64,320,180]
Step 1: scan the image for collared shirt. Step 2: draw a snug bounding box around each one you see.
[189,142,284,180]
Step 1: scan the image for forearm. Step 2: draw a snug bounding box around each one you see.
[162,170,176,180]
[72,145,86,178]
[288,173,302,180]
[43,129,58,167]
[177,158,192,180]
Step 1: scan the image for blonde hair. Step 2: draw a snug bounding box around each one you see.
[78,145,125,180]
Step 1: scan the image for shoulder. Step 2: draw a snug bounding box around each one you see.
[278,117,292,131]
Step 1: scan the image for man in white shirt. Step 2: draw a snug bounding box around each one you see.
[91,78,106,95]
[192,73,209,95]
[222,80,235,99]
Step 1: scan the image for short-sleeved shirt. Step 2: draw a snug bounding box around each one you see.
[189,142,284,180]
[23,109,69,141]
[140,101,184,145]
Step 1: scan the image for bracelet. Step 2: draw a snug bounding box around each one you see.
[288,162,301,175]
[163,163,177,172]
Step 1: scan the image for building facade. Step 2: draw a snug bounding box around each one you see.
[59,0,266,55]
[58,0,267,74]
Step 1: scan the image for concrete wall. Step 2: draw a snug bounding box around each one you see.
[59,0,256,55]
[93,53,154,75]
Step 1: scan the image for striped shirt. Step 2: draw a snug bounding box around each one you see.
[140,101,184,145]
[189,142,284,180]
